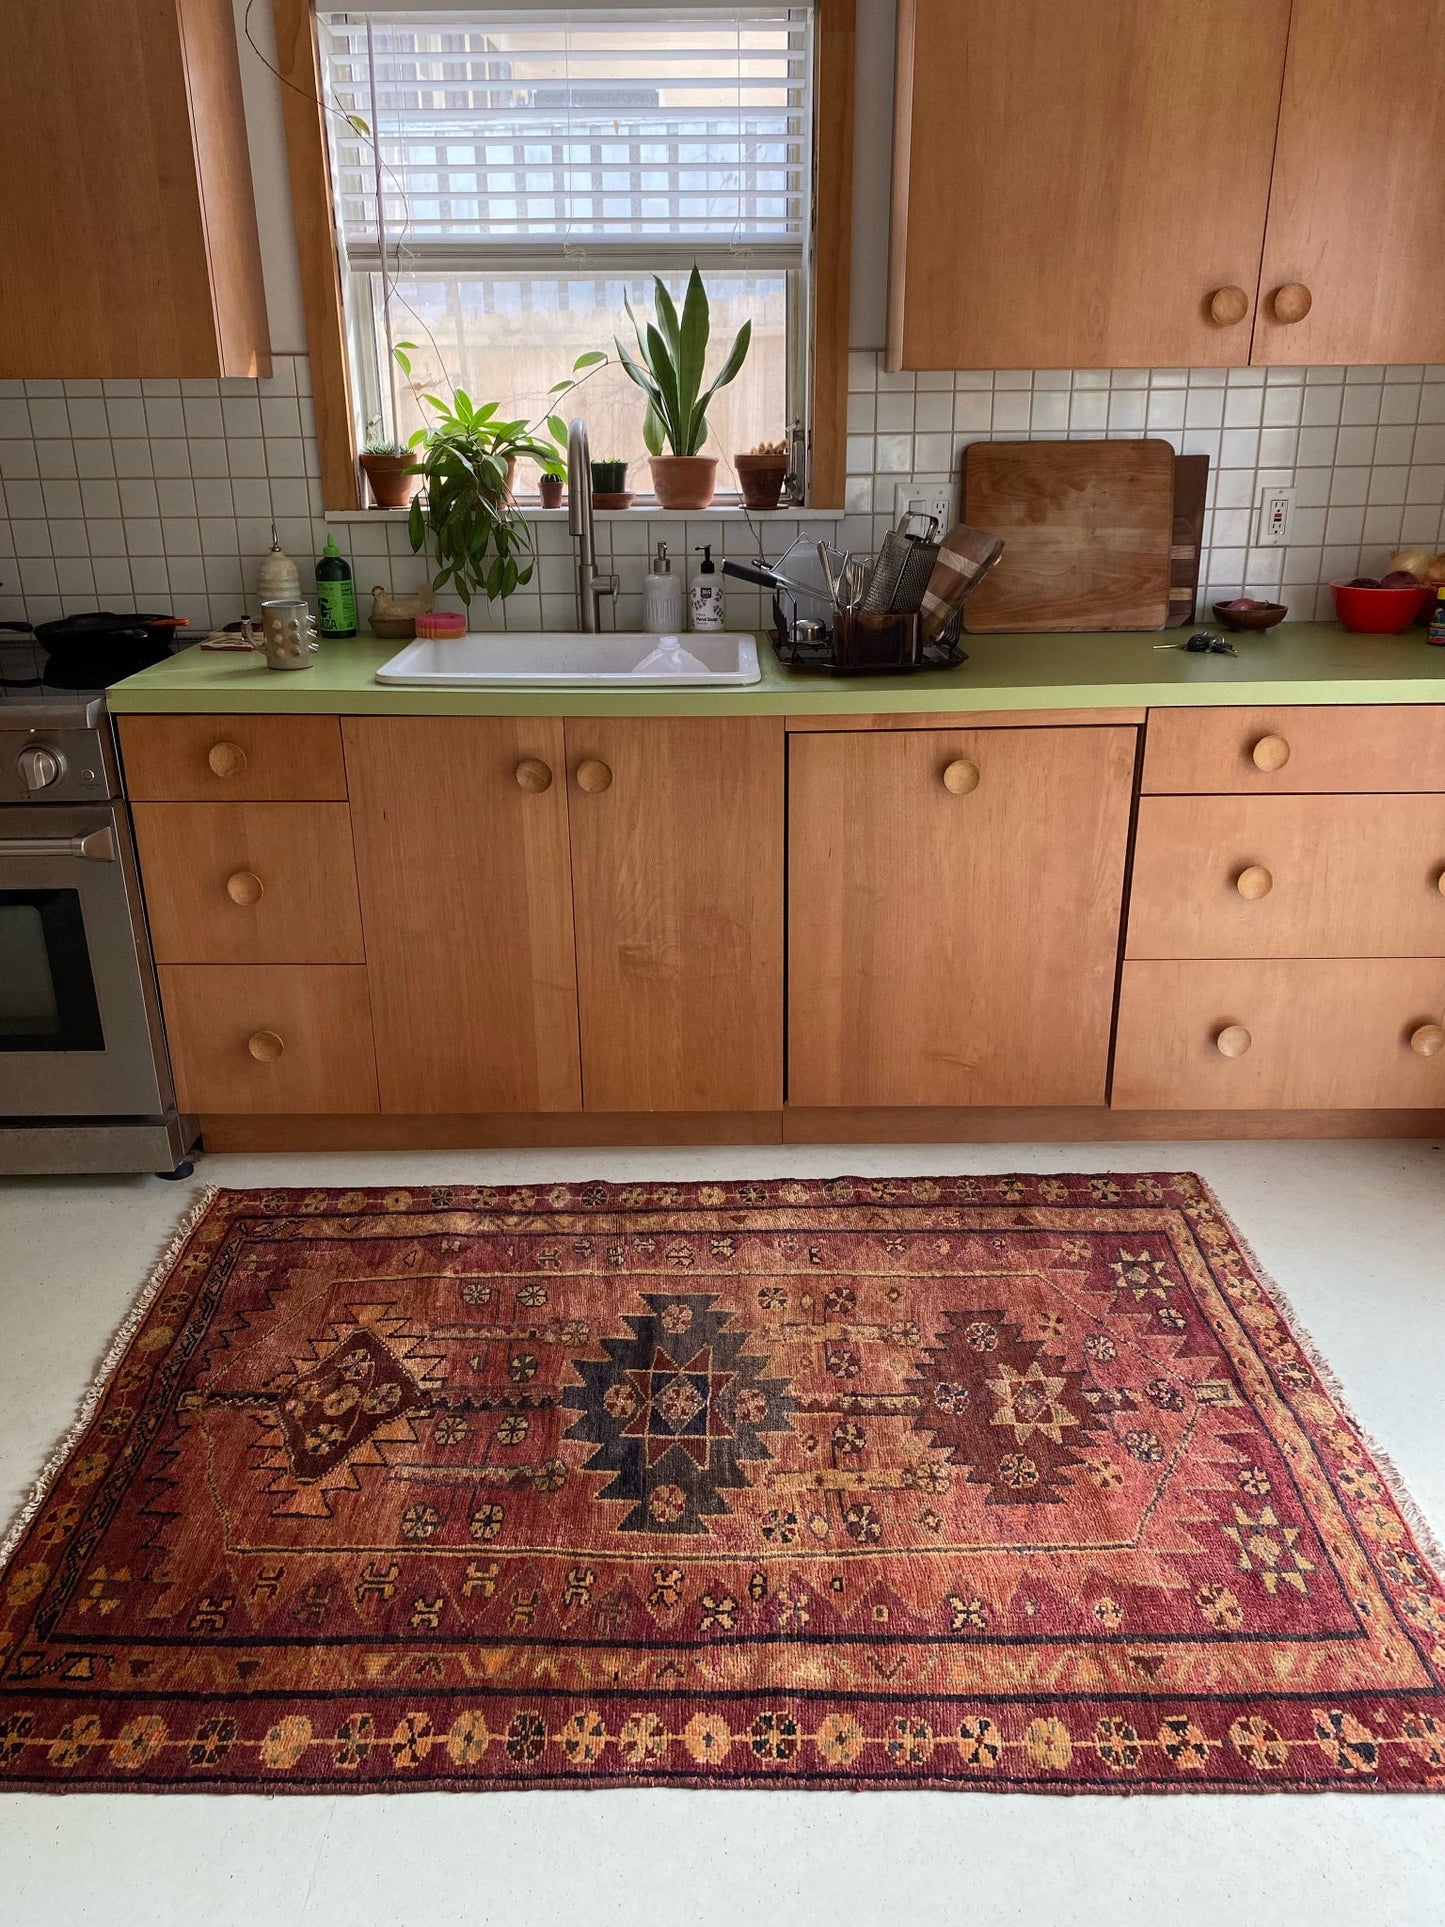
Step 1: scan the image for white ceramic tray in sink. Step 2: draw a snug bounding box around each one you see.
[375,631,761,688]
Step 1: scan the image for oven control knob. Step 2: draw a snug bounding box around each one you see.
[18,745,63,791]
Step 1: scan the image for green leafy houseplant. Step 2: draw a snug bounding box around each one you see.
[398,347,606,603]
[614,268,750,510]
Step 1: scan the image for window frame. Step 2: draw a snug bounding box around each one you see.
[272,0,854,512]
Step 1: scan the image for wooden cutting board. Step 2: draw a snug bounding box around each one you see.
[961,439,1175,631]
[1169,453,1210,628]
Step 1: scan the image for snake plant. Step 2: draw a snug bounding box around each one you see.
[614,268,752,457]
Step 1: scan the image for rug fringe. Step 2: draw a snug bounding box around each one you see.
[0,1183,220,1575]
[1190,1171,1445,1577]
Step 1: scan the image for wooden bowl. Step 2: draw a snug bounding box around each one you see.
[1212,600,1287,632]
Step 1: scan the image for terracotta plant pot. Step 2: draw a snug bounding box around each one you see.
[359,452,420,510]
[538,474,565,509]
[649,455,717,511]
[734,453,788,510]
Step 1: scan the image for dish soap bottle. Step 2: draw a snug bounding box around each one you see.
[257,524,301,603]
[316,534,357,638]
[1430,587,1445,646]
[643,540,685,633]
[689,544,723,631]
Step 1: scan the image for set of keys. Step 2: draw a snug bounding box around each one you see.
[1153,630,1238,655]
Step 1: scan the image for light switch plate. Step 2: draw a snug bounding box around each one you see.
[893,481,952,532]
[1257,482,1296,547]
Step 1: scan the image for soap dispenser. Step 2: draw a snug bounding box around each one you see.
[643,540,685,633]
[689,544,724,631]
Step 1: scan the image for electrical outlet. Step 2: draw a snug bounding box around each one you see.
[893,481,953,532]
[1257,482,1296,547]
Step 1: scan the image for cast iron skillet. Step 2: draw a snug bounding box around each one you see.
[32,612,187,688]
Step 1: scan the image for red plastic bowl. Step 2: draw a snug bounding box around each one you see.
[1331,582,1431,633]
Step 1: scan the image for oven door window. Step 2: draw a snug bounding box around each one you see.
[0,891,104,1051]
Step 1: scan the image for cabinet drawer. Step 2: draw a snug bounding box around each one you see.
[119,715,347,801]
[1112,958,1445,1110]
[133,803,364,964]
[1142,705,1445,795]
[159,966,378,1113]
[1128,793,1445,958]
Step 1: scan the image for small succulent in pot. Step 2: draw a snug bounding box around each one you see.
[734,438,790,510]
[538,469,565,509]
[591,459,629,493]
[359,434,419,510]
[614,266,751,511]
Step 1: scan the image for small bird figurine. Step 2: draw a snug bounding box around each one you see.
[369,582,434,640]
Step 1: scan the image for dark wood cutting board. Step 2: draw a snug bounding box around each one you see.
[1169,453,1209,628]
[961,439,1175,632]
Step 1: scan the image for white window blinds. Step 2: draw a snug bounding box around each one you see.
[318,7,813,274]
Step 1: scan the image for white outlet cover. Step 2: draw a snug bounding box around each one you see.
[1256,482,1296,547]
[893,481,953,532]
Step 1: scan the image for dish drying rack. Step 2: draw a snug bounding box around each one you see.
[723,520,974,676]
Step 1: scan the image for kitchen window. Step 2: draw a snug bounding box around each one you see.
[317,4,816,501]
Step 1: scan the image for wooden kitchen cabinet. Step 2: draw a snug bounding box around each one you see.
[343,718,582,1115]
[1128,793,1445,960]
[1254,0,1445,366]
[888,0,1291,369]
[0,0,270,378]
[160,964,378,1113]
[788,726,1136,1107]
[565,717,785,1112]
[1113,958,1445,1109]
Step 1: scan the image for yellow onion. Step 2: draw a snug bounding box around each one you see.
[1425,553,1445,587]
[1388,546,1432,581]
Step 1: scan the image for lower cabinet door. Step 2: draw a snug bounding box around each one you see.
[565,716,784,1111]
[788,726,1136,1107]
[1112,958,1445,1109]
[343,718,581,1114]
[159,965,378,1113]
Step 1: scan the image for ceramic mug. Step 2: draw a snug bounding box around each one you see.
[259,598,320,670]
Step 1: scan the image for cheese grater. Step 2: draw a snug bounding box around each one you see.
[861,511,942,612]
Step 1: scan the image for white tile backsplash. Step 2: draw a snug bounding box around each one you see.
[3,350,1445,630]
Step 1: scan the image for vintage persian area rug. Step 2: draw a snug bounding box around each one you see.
[2,1174,1443,1794]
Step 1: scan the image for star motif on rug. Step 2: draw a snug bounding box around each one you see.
[1221,1502,1316,1596]
[1107,1249,1173,1301]
[986,1360,1079,1447]
[564,1294,794,1533]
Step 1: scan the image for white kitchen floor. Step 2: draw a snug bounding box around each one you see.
[1,1138,1443,1927]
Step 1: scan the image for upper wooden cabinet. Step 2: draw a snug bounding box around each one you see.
[0,0,270,378]
[888,0,1292,370]
[788,725,1136,1107]
[1253,0,1445,366]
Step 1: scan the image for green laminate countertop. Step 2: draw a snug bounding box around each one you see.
[106,623,1445,717]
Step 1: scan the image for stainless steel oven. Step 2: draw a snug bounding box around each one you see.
[0,693,195,1174]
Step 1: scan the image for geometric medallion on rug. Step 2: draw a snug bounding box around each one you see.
[2,1174,1443,1793]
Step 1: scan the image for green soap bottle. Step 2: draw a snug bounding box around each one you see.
[316,533,357,638]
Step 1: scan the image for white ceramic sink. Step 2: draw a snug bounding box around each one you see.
[375,630,761,688]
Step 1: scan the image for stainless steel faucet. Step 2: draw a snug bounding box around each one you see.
[567,418,619,631]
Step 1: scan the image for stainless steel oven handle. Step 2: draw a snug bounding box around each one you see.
[0,825,116,862]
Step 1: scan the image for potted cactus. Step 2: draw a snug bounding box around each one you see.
[615,268,751,511]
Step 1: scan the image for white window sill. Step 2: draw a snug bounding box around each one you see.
[326,504,844,523]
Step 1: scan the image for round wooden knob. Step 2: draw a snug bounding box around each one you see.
[247,1029,284,1062]
[225,869,264,906]
[575,759,613,794]
[1437,869,1445,897]
[514,757,553,793]
[207,741,247,780]
[1235,864,1273,900]
[1272,282,1312,325]
[942,759,980,795]
[1409,1023,1444,1058]
[1215,1024,1253,1059]
[1208,285,1250,327]
[1251,734,1290,772]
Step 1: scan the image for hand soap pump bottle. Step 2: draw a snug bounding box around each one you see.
[643,540,685,633]
[316,533,357,638]
[689,544,724,631]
